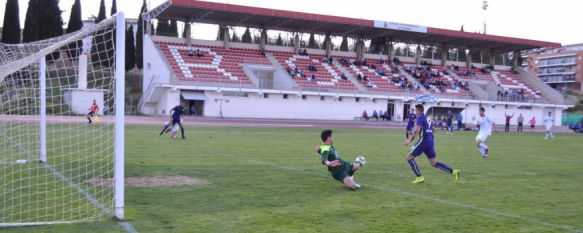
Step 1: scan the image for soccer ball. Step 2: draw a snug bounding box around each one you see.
[355,155,366,166]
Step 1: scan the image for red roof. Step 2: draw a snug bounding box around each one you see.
[146,0,560,51]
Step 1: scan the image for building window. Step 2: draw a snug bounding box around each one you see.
[263,93,269,98]
[320,96,325,101]
[356,97,360,102]
[338,97,343,102]
[283,94,288,99]
[302,95,307,100]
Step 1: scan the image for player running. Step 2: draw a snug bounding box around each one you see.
[160,118,181,139]
[406,108,416,139]
[87,100,99,124]
[159,102,186,139]
[474,107,495,158]
[544,111,555,140]
[316,129,366,190]
[446,110,454,135]
[404,104,460,184]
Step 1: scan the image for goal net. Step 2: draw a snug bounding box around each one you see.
[0,13,125,226]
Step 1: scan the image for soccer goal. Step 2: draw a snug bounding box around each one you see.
[0,13,125,226]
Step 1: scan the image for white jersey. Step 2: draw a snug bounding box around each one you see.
[544,116,554,129]
[475,116,493,136]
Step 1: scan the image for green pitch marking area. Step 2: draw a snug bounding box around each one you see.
[3,125,582,232]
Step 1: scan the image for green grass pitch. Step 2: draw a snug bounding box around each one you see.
[3,125,583,232]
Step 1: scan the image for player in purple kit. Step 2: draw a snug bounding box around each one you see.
[405,108,416,139]
[404,104,460,184]
[159,102,186,139]
[446,110,454,135]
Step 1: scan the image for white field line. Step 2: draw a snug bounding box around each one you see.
[2,132,138,233]
[191,146,582,233]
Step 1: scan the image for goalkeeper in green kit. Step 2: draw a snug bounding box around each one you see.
[315,129,366,190]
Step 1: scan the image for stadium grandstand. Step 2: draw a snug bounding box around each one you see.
[139,0,572,124]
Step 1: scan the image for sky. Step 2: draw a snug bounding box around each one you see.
[1,0,581,46]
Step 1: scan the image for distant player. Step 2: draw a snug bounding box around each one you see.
[406,108,416,139]
[161,119,180,139]
[404,104,460,184]
[316,129,366,190]
[474,107,494,158]
[159,102,186,139]
[504,112,514,132]
[446,110,454,134]
[544,112,554,140]
[87,99,99,124]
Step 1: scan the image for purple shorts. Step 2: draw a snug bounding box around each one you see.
[409,141,436,158]
[406,123,414,131]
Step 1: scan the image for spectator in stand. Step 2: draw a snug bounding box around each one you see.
[260,50,266,56]
[356,74,363,82]
[393,57,400,65]
[530,117,536,130]
[504,112,514,132]
[363,111,369,121]
[379,58,384,64]
[195,49,203,58]
[517,113,524,132]
[379,110,385,121]
[310,74,317,82]
[373,110,379,121]
[340,73,348,80]
[328,57,333,64]
[308,63,317,72]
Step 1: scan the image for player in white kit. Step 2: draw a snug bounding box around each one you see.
[544,111,555,140]
[474,107,495,158]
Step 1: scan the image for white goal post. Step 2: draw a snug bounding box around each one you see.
[0,12,125,226]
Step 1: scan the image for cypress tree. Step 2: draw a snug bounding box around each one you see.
[65,0,83,58]
[91,0,110,67]
[307,33,317,49]
[231,30,240,43]
[1,0,21,44]
[241,27,252,43]
[169,20,178,37]
[22,0,41,43]
[156,19,169,36]
[135,0,146,69]
[275,33,283,46]
[340,36,349,52]
[125,25,136,71]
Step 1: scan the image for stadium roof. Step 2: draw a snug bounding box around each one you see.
[144,0,561,52]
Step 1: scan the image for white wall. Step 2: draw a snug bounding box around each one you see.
[143,35,171,91]
[202,91,389,120]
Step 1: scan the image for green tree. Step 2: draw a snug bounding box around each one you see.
[307,33,317,49]
[231,30,240,43]
[156,19,169,36]
[136,0,146,69]
[241,27,252,43]
[2,0,21,44]
[65,0,82,58]
[275,33,283,46]
[339,36,348,52]
[217,25,226,41]
[169,20,178,37]
[91,0,111,67]
[111,0,117,15]
[125,25,136,71]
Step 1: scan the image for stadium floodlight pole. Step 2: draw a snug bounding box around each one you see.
[482,1,488,34]
[39,57,47,163]
[114,11,126,220]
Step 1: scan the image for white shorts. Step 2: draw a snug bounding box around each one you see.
[545,126,553,131]
[171,124,180,132]
[476,133,489,142]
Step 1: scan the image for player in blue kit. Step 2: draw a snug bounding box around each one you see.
[406,108,416,139]
[159,102,186,139]
[446,110,454,135]
[404,104,460,184]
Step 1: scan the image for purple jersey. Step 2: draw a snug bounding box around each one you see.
[406,112,416,130]
[410,113,436,158]
[416,113,434,144]
[446,113,453,124]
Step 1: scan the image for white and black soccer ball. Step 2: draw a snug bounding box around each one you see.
[355,155,366,166]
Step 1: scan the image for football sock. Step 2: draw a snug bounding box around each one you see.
[435,162,453,173]
[180,127,185,138]
[408,160,421,177]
